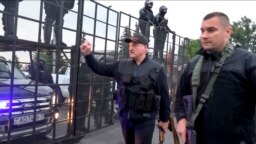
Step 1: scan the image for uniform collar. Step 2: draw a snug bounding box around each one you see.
[196,48,222,60]
[132,56,149,65]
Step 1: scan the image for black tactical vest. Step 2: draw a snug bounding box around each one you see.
[117,60,161,113]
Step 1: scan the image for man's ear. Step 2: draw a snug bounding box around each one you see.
[145,45,149,53]
[226,26,233,38]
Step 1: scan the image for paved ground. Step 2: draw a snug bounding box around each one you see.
[75,121,176,144]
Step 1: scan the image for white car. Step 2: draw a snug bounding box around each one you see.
[51,66,70,99]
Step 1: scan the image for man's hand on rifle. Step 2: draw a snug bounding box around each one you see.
[158,121,169,133]
[158,121,169,144]
[176,118,187,142]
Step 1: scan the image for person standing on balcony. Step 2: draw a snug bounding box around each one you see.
[139,0,154,39]
[43,0,75,46]
[0,0,22,39]
[28,59,65,104]
[153,6,172,62]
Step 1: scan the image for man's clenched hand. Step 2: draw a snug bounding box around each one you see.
[80,40,92,56]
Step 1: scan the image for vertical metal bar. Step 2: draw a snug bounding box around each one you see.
[165,33,170,72]
[86,2,98,132]
[92,4,98,52]
[128,14,131,33]
[110,11,120,125]
[67,0,84,136]
[51,1,63,140]
[115,12,121,59]
[170,33,176,87]
[7,1,20,143]
[104,7,110,60]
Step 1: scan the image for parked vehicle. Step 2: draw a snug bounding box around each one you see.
[51,66,70,99]
[0,56,58,142]
[51,55,119,119]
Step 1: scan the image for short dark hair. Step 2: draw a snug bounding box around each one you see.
[203,12,231,27]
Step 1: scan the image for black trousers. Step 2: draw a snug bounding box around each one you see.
[120,116,155,144]
[1,0,19,37]
[153,28,167,60]
[139,20,150,40]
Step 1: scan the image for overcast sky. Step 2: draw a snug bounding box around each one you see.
[0,0,256,64]
[98,0,256,39]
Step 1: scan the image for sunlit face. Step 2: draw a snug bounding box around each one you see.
[128,42,147,60]
[200,16,232,51]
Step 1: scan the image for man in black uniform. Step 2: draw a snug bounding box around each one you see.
[43,0,75,46]
[153,6,171,62]
[175,12,256,144]
[139,0,154,39]
[80,33,170,144]
[28,59,65,104]
[28,59,53,85]
[0,0,22,39]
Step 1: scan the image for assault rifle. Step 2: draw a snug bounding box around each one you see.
[157,18,172,33]
[158,115,180,144]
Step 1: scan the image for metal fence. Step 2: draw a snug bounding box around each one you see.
[0,0,189,143]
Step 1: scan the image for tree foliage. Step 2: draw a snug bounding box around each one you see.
[119,26,131,59]
[187,39,200,59]
[231,16,256,53]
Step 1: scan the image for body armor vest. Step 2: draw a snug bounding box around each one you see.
[117,64,161,113]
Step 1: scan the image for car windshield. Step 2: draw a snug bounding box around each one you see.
[0,61,25,79]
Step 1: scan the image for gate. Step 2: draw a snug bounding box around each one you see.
[0,0,189,143]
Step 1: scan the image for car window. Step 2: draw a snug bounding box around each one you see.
[0,61,11,78]
[0,62,26,79]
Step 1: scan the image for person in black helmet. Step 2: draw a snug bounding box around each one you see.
[80,32,170,144]
[153,6,172,62]
[43,0,75,46]
[139,0,154,39]
[0,0,22,39]
[235,42,242,48]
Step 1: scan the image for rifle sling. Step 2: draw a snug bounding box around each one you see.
[191,44,234,127]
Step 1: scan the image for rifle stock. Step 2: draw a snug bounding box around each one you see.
[159,130,165,144]
[158,116,180,144]
[169,116,180,144]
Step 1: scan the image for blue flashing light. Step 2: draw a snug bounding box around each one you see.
[0,101,8,109]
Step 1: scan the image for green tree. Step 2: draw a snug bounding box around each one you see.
[119,26,131,59]
[177,38,189,65]
[231,16,256,53]
[187,39,200,59]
